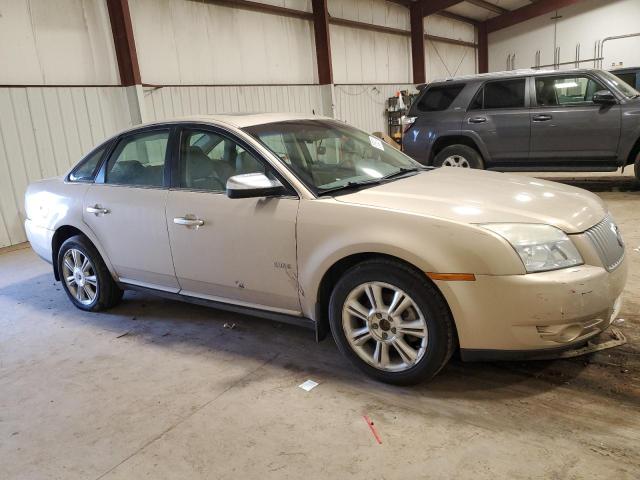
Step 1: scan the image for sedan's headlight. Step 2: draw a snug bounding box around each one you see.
[481,223,583,273]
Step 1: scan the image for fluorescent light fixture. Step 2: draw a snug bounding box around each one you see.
[554,81,578,89]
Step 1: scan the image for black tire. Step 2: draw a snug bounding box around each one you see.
[433,145,484,169]
[635,153,640,183]
[57,235,123,311]
[329,259,455,385]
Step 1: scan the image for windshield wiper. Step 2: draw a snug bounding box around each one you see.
[318,179,384,196]
[381,167,421,180]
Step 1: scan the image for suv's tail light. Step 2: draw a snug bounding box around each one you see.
[402,116,417,134]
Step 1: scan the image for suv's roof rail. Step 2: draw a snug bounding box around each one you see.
[428,67,599,84]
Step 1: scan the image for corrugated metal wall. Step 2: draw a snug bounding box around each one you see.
[334,83,415,135]
[0,87,133,247]
[144,85,325,121]
[129,0,318,85]
[0,0,119,85]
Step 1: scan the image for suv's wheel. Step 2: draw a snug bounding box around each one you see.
[58,235,123,311]
[329,259,455,385]
[434,145,484,169]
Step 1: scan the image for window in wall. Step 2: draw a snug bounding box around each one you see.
[535,76,606,106]
[181,130,267,192]
[105,131,169,187]
[69,146,106,182]
[417,84,465,112]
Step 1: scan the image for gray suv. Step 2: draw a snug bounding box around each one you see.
[403,69,640,181]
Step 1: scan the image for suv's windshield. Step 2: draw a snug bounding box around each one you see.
[244,120,423,195]
[600,70,640,98]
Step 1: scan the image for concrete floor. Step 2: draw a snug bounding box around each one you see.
[1,173,639,480]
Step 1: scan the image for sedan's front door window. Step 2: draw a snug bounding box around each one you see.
[180,129,267,192]
[105,130,169,187]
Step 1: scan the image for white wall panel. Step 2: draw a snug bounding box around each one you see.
[330,26,412,84]
[0,87,132,247]
[143,85,326,121]
[329,0,409,30]
[129,0,317,85]
[0,0,119,85]
[329,0,412,84]
[488,0,640,71]
[426,40,476,81]
[334,83,415,134]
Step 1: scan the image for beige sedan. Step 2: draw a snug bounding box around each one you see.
[24,114,627,384]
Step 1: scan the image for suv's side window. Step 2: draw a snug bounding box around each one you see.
[180,129,267,192]
[470,79,526,110]
[417,84,465,111]
[105,130,169,187]
[535,75,606,106]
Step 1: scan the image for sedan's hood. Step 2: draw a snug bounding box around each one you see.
[334,168,606,233]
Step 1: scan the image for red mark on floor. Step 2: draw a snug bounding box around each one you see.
[363,415,382,444]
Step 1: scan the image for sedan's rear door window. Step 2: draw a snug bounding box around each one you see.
[69,146,107,182]
[105,130,169,187]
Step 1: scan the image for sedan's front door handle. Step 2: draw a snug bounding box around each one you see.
[533,114,553,122]
[86,205,110,215]
[468,116,487,124]
[174,216,205,228]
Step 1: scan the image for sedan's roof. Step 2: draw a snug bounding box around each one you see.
[150,112,329,129]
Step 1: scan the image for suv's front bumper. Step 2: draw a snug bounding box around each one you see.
[434,258,628,358]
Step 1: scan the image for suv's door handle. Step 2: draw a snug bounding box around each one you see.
[174,216,205,228]
[468,116,487,124]
[533,114,553,122]
[86,205,110,215]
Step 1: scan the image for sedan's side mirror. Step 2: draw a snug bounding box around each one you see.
[593,90,617,105]
[226,173,287,199]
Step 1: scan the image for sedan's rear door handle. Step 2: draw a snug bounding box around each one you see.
[468,116,487,124]
[86,205,110,215]
[174,216,205,228]
[533,114,553,122]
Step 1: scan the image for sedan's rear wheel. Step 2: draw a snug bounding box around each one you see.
[329,259,455,384]
[58,235,123,311]
[634,152,640,182]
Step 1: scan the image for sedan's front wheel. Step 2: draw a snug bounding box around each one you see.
[329,259,455,385]
[58,235,123,311]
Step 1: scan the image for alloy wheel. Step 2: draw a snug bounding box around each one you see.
[62,248,98,305]
[341,281,428,372]
[442,155,470,168]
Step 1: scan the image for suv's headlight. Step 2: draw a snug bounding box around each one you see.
[481,223,583,273]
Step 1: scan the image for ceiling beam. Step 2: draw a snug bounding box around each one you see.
[435,10,480,26]
[486,0,584,33]
[420,0,465,17]
[465,0,507,15]
[202,0,313,21]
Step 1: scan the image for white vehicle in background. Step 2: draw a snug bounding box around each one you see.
[25,114,627,384]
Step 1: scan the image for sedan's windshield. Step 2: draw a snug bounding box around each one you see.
[601,70,640,98]
[243,120,423,194]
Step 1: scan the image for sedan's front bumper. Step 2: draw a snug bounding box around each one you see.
[434,258,628,358]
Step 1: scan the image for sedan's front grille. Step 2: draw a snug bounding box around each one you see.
[584,214,625,271]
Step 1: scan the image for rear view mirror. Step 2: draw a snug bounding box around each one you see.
[593,90,616,105]
[226,173,287,199]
